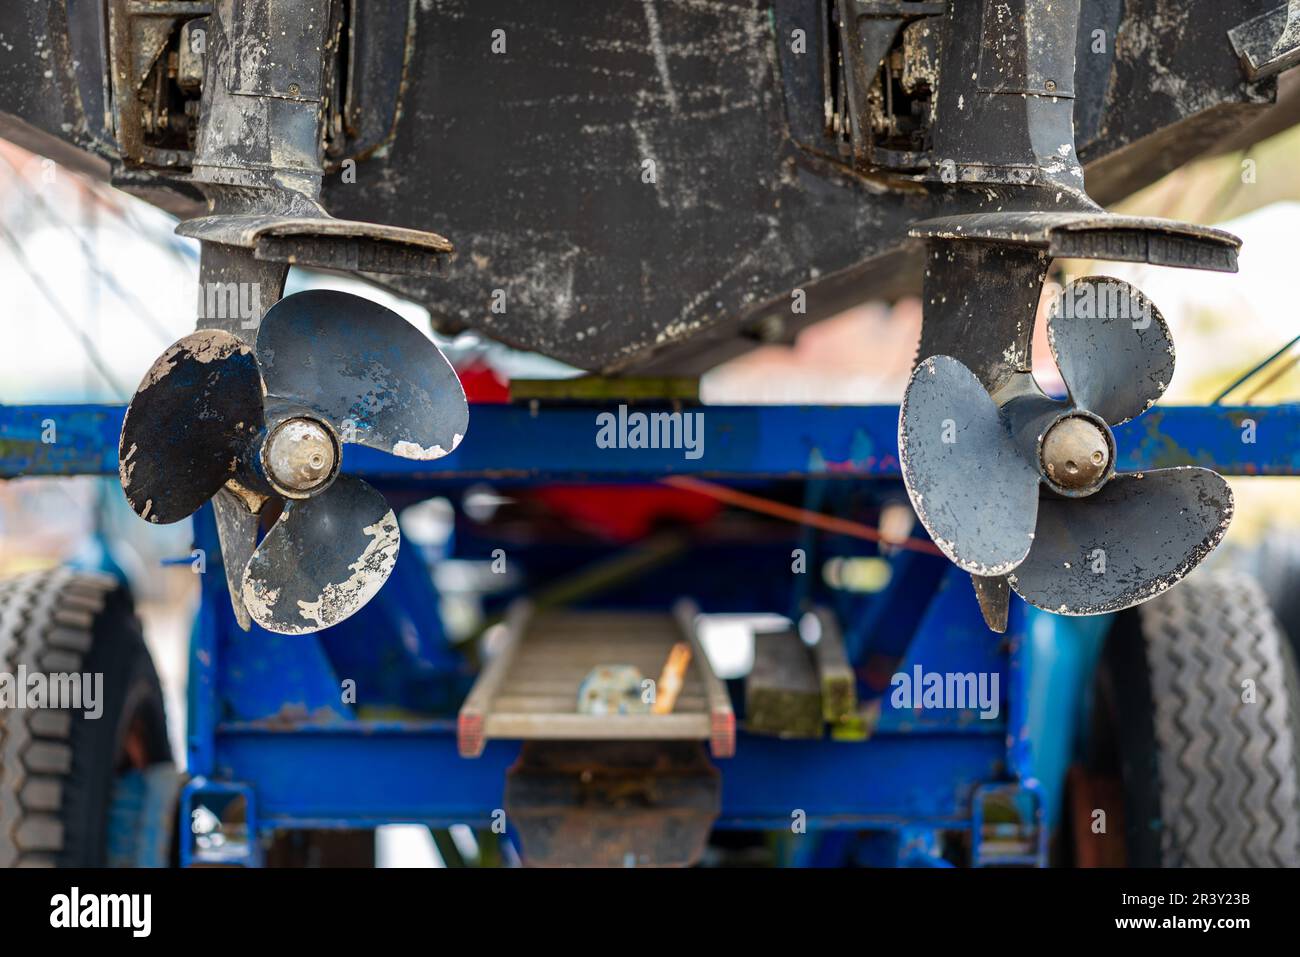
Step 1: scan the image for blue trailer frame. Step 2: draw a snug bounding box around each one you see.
[2,400,1297,866]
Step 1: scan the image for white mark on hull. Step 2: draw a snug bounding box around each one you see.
[641,0,679,112]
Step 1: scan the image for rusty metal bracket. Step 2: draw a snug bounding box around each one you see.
[505,741,720,868]
[1229,2,1300,81]
[827,0,945,171]
[105,1,212,172]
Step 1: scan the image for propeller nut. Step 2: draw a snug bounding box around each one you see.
[1040,415,1111,492]
[263,418,338,496]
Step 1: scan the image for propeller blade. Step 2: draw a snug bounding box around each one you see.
[1048,277,1174,425]
[212,488,259,632]
[240,475,399,634]
[971,574,1011,633]
[1009,467,1233,615]
[255,290,468,460]
[118,330,264,524]
[899,356,1042,576]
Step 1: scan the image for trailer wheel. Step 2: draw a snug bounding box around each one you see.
[1097,571,1300,867]
[0,568,174,867]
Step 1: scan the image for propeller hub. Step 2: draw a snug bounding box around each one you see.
[263,417,338,497]
[1040,414,1111,492]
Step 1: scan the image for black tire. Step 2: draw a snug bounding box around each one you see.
[1098,571,1300,867]
[0,568,174,867]
[1225,531,1300,660]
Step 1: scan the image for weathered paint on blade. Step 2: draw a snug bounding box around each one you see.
[255,290,468,462]
[899,355,1041,576]
[240,475,400,635]
[1009,467,1233,615]
[118,330,264,524]
[1048,277,1174,426]
[212,487,259,631]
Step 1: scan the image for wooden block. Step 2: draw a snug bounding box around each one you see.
[745,629,822,739]
[808,608,857,724]
[458,600,531,757]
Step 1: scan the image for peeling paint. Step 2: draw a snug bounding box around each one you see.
[294,511,400,630]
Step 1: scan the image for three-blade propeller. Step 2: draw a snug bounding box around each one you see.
[119,290,468,634]
[900,277,1232,615]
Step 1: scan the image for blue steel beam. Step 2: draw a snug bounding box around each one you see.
[3,402,1298,479]
[212,724,1006,831]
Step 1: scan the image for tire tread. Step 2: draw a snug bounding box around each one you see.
[0,570,119,867]
[1138,572,1300,867]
